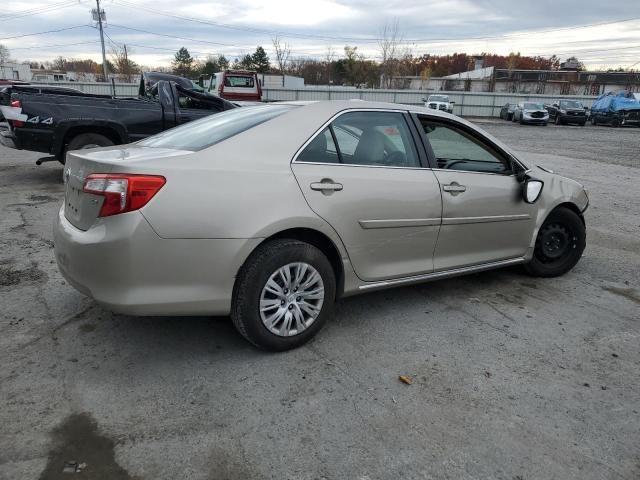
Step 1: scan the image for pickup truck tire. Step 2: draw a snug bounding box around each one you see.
[67,133,114,152]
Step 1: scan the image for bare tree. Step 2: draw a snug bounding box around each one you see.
[324,46,336,84]
[110,45,138,82]
[378,20,403,88]
[272,35,291,87]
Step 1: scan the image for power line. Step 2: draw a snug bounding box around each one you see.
[108,24,242,47]
[0,1,77,21]
[9,40,101,51]
[0,25,89,41]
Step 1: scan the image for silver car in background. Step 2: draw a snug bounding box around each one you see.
[54,101,588,351]
[513,102,549,125]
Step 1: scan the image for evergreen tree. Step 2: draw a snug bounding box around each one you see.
[252,46,270,73]
[172,47,193,76]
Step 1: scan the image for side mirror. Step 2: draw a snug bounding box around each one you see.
[522,178,544,204]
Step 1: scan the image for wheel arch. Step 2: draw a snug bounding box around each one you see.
[239,227,347,299]
[553,201,585,226]
[53,121,126,158]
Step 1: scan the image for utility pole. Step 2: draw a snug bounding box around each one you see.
[92,0,108,81]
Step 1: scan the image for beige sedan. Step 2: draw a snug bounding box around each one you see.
[54,101,588,350]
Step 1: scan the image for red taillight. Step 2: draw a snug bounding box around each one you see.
[82,174,166,217]
[9,99,24,128]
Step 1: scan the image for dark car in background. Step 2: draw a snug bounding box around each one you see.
[545,100,587,126]
[499,103,516,120]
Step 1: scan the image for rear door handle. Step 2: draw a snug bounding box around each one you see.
[310,181,343,192]
[442,182,466,195]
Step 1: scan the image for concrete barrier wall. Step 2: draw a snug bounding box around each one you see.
[32,82,598,117]
[262,88,598,117]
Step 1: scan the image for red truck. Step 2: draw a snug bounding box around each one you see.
[204,70,262,102]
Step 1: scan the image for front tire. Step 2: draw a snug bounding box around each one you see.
[231,239,336,351]
[525,207,586,278]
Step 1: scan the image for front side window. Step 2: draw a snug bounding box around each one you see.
[138,105,296,151]
[297,111,420,168]
[419,118,510,174]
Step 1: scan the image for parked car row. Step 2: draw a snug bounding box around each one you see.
[499,92,640,127]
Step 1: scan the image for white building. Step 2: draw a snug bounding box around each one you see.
[0,62,32,81]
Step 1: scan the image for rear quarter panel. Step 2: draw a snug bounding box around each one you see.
[138,104,351,258]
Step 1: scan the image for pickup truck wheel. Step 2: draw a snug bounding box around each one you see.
[524,207,585,278]
[67,133,114,152]
[231,239,336,351]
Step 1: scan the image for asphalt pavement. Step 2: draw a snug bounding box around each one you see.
[1,121,638,480]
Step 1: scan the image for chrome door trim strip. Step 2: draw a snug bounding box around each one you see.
[442,214,531,225]
[358,257,526,291]
[293,160,428,171]
[359,218,441,229]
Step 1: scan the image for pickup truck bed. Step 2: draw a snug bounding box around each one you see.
[0,82,236,163]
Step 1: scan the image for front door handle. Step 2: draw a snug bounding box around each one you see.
[310,180,343,192]
[442,182,466,195]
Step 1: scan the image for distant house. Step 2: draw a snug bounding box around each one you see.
[29,69,100,83]
[0,62,32,81]
[390,66,640,96]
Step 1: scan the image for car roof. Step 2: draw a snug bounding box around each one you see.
[273,100,517,162]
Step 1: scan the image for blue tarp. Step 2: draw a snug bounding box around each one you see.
[591,92,640,113]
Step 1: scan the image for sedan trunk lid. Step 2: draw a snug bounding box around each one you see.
[63,146,190,230]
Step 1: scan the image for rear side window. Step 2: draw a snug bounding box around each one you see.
[138,105,295,151]
[296,111,420,168]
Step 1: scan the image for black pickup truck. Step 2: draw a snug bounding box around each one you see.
[0,80,235,163]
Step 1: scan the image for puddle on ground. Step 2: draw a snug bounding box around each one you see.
[39,413,134,480]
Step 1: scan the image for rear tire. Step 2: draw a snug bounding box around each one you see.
[63,133,114,164]
[524,207,585,278]
[611,118,620,128]
[231,239,336,351]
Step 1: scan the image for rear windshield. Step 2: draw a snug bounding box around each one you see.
[225,76,254,88]
[137,104,295,151]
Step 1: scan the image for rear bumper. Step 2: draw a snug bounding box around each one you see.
[53,206,261,316]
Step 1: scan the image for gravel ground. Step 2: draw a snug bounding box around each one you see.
[0,121,638,480]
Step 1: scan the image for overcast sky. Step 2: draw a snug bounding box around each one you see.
[1,0,639,69]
